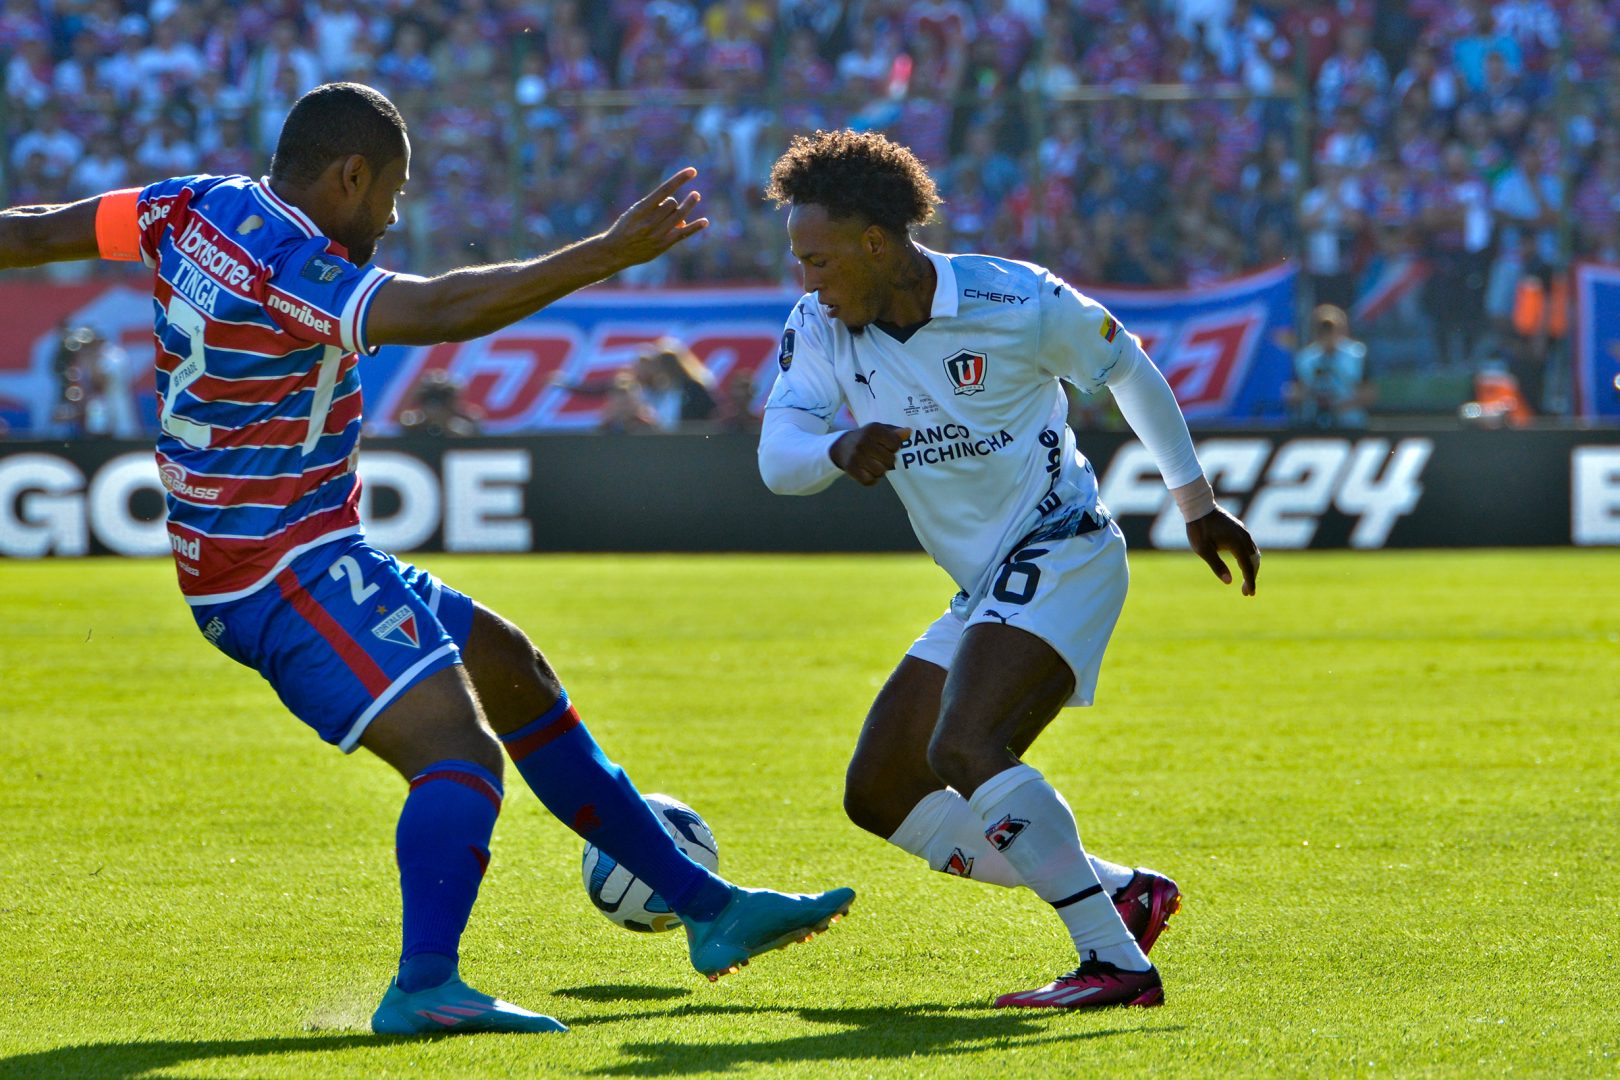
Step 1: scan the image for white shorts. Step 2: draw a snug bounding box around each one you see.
[907,518,1128,708]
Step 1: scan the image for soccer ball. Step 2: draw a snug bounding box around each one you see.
[581,793,719,933]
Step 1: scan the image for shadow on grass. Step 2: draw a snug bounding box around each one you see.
[571,999,1183,1075]
[0,999,1179,1078]
[0,1035,400,1080]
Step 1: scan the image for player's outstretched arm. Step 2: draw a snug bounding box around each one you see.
[0,197,102,270]
[367,168,709,347]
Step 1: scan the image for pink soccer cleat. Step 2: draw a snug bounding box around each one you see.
[994,953,1164,1010]
[1112,868,1181,954]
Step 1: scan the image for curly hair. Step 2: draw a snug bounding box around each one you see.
[765,129,941,235]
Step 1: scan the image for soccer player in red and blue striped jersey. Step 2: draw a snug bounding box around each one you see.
[0,82,853,1035]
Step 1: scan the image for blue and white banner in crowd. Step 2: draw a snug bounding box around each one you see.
[1087,262,1298,424]
[0,269,1299,435]
[1574,262,1620,422]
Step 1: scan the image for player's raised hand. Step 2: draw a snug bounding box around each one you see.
[601,168,710,267]
[1185,506,1260,596]
[831,422,912,486]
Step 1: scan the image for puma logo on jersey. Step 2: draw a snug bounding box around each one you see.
[853,367,878,397]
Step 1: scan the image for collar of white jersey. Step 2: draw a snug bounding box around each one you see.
[919,245,960,319]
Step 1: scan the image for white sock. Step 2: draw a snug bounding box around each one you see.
[888,789,1137,894]
[888,788,1021,886]
[968,764,1151,972]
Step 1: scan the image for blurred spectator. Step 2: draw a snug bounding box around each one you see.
[1487,144,1561,333]
[135,15,204,104]
[597,370,658,434]
[248,18,319,106]
[11,104,81,181]
[1506,263,1568,412]
[1422,142,1494,366]
[50,324,136,437]
[716,372,761,434]
[1300,162,1365,309]
[70,130,129,197]
[634,338,718,429]
[398,370,484,437]
[1287,304,1374,428]
[81,330,137,437]
[310,0,368,81]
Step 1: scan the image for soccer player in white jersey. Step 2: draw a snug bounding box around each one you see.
[758,130,1260,1009]
[0,83,854,1035]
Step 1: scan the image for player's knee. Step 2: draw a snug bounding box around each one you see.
[455,725,506,779]
[842,763,895,837]
[925,725,978,792]
[468,607,561,722]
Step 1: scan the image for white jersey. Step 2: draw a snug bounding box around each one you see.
[763,248,1165,599]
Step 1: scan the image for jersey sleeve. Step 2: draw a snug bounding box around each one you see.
[123,175,204,268]
[265,238,394,355]
[1033,269,1152,394]
[762,298,844,422]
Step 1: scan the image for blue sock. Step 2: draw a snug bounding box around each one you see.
[394,760,502,993]
[499,691,732,921]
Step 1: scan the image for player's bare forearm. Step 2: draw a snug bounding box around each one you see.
[372,236,625,345]
[367,167,707,347]
[0,199,101,269]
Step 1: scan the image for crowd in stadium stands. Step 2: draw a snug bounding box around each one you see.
[3,0,1618,412]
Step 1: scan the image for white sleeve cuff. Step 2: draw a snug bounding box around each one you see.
[759,407,845,495]
[342,267,392,355]
[1105,347,1205,490]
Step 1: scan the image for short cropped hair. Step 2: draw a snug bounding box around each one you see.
[765,129,941,236]
[269,82,407,187]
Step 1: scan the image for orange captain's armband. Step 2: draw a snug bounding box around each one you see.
[95,188,143,262]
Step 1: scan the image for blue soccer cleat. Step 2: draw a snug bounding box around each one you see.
[685,885,855,981]
[371,973,568,1035]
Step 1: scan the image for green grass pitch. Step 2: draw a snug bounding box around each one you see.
[1,549,1616,1078]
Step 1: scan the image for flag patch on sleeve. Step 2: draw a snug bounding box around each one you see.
[1099,315,1121,343]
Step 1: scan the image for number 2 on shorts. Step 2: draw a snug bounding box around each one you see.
[329,555,380,606]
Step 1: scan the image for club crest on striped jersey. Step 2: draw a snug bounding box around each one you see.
[943,349,988,395]
[371,606,420,648]
[985,813,1029,851]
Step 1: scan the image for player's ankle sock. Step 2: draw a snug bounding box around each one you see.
[890,788,1136,892]
[889,788,1021,885]
[499,691,731,922]
[394,760,503,992]
[968,764,1151,972]
[397,952,456,993]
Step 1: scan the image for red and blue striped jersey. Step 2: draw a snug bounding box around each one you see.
[129,174,393,602]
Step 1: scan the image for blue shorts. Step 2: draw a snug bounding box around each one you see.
[190,536,474,752]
